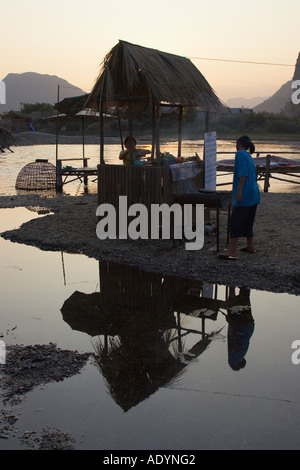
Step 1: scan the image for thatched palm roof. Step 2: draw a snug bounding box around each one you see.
[0,125,15,151]
[86,40,226,113]
[2,111,31,120]
[54,93,91,116]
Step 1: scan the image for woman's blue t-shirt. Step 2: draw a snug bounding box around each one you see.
[232,150,260,206]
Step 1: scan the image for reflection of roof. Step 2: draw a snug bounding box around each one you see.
[61,262,226,412]
[94,333,213,412]
[87,40,227,113]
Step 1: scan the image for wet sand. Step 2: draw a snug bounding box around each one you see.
[1,191,300,296]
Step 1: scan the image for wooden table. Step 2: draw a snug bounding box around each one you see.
[173,189,232,252]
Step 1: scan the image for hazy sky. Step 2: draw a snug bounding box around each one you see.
[2,0,299,102]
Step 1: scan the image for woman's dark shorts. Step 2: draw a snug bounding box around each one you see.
[230,205,257,238]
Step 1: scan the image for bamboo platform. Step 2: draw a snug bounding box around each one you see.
[217,153,300,192]
[56,158,97,189]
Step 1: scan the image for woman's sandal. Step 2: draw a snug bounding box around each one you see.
[240,247,256,253]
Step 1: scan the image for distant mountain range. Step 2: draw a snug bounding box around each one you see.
[253,80,294,113]
[226,52,300,113]
[226,96,268,109]
[0,72,86,113]
[1,55,299,116]
[253,52,300,113]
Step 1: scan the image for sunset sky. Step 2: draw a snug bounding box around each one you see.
[2,0,299,102]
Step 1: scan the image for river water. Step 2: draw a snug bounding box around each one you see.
[1,139,300,196]
[0,140,300,450]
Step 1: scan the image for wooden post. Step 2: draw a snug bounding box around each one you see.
[55,85,60,191]
[83,157,88,187]
[82,116,88,186]
[205,110,210,133]
[128,101,134,165]
[264,154,271,192]
[81,116,85,159]
[56,159,63,192]
[151,103,155,161]
[117,110,124,150]
[99,100,105,165]
[155,105,161,165]
[178,105,183,158]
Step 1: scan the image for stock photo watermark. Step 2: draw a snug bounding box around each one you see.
[96,196,204,251]
[291,80,300,105]
[0,80,6,104]
[0,340,6,365]
[291,340,300,365]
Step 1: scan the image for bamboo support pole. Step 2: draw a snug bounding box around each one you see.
[99,100,105,165]
[128,102,134,165]
[178,105,183,158]
[264,154,271,192]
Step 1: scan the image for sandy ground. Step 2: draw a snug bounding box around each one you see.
[1,191,300,296]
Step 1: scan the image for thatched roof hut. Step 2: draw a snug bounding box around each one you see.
[1,111,32,121]
[54,93,91,116]
[85,40,226,164]
[87,40,226,114]
[0,125,15,152]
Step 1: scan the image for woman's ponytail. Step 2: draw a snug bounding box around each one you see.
[237,135,255,154]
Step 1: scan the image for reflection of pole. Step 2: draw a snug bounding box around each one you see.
[177,312,183,353]
[202,318,205,339]
[214,283,218,298]
[104,335,108,351]
[61,251,66,286]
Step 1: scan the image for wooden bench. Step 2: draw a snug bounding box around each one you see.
[57,158,97,189]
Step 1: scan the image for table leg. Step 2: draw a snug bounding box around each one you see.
[216,207,220,252]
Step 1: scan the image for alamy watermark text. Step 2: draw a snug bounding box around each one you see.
[0,340,6,364]
[96,196,204,250]
[0,80,6,104]
[291,80,300,105]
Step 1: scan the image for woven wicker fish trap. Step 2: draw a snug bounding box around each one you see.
[15,159,56,190]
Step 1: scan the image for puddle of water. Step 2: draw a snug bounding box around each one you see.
[0,208,300,450]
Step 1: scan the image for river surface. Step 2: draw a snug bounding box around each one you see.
[1,139,300,196]
[0,207,300,450]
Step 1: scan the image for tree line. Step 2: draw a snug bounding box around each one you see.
[18,101,300,137]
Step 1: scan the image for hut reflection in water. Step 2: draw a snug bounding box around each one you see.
[61,262,254,411]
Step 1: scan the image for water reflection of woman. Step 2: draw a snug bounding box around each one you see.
[225,287,255,371]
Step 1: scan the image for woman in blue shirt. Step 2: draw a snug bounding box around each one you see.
[219,135,260,260]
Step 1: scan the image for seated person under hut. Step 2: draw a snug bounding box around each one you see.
[119,136,151,166]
